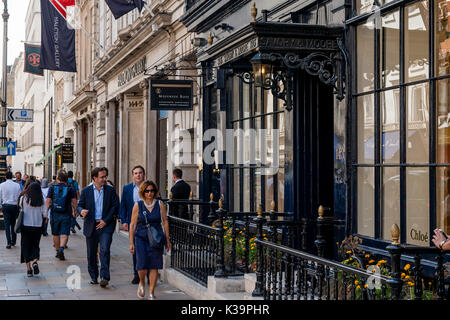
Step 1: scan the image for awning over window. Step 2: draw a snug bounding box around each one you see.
[35,145,62,166]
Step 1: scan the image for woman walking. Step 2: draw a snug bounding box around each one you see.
[19,182,48,277]
[129,181,171,300]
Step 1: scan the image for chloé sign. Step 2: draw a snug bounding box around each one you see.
[118,56,147,87]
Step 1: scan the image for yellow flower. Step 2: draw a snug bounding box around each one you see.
[401,273,406,279]
[223,226,228,229]
[356,285,361,290]
[354,280,359,285]
[346,250,352,254]
[372,268,376,273]
[428,281,432,285]
[404,264,411,271]
[365,254,370,258]
[364,284,368,288]
[408,282,415,287]
[369,260,375,264]
[229,238,232,242]
[379,260,387,264]
[404,275,410,280]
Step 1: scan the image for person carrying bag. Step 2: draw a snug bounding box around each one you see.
[129,180,171,300]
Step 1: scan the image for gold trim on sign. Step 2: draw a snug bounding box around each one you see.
[152,84,192,88]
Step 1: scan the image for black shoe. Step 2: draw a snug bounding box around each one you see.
[70,228,76,234]
[42,233,48,237]
[32,262,39,275]
[6,245,11,249]
[56,251,65,261]
[90,279,98,285]
[27,269,33,277]
[11,242,16,246]
[131,276,140,285]
[100,279,109,288]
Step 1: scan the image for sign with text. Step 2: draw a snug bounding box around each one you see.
[150,79,193,111]
[61,144,74,164]
[7,109,34,122]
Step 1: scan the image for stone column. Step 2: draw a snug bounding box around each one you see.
[116,94,127,194]
[105,100,116,183]
[74,120,83,184]
[86,113,95,175]
[140,80,156,180]
[97,104,106,167]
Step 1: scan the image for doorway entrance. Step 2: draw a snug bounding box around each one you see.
[293,71,335,255]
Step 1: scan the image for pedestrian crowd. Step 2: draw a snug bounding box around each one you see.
[0,166,191,300]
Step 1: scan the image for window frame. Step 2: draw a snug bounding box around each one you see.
[349,0,450,246]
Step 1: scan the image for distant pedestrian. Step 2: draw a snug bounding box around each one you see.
[78,167,119,288]
[0,172,22,249]
[120,165,146,284]
[49,176,57,187]
[15,171,26,190]
[170,168,191,219]
[41,178,50,236]
[46,170,78,261]
[129,180,171,300]
[67,171,81,234]
[19,182,48,277]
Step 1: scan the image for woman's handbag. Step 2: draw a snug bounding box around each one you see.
[142,201,166,249]
[14,197,25,234]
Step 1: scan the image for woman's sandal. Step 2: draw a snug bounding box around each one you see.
[148,293,156,300]
[137,284,145,299]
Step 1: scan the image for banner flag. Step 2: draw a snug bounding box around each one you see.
[105,0,144,20]
[39,0,77,72]
[24,44,44,76]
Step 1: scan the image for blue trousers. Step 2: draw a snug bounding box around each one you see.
[3,204,18,246]
[86,228,113,281]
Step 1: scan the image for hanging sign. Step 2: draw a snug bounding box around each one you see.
[150,79,193,111]
[61,144,74,164]
[24,44,44,76]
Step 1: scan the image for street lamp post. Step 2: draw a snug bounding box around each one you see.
[0,0,8,180]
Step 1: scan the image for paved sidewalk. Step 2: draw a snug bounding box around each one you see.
[0,219,192,300]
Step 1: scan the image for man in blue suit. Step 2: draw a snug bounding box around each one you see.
[78,167,119,287]
[119,165,145,284]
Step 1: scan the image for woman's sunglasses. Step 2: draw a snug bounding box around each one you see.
[144,189,156,194]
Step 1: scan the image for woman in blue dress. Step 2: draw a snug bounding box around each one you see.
[129,180,171,300]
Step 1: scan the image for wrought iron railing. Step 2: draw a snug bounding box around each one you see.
[165,194,448,299]
[252,209,449,300]
[169,215,223,286]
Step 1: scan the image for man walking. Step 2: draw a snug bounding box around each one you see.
[0,172,21,249]
[119,165,145,284]
[67,171,81,234]
[170,168,191,219]
[46,170,78,260]
[78,167,119,288]
[14,171,25,191]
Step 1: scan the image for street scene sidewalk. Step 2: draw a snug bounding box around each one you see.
[0,219,192,300]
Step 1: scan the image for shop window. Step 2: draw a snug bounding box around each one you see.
[229,75,285,213]
[352,0,450,242]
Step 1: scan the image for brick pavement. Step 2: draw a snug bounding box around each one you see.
[0,218,192,300]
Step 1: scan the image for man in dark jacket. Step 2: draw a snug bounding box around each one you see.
[78,167,119,288]
[170,168,191,219]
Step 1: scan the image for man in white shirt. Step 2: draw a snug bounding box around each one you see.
[0,172,22,249]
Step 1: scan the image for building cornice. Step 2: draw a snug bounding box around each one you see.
[68,90,97,113]
[94,11,177,81]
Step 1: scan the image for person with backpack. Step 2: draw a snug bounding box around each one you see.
[45,170,78,261]
[67,171,81,234]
